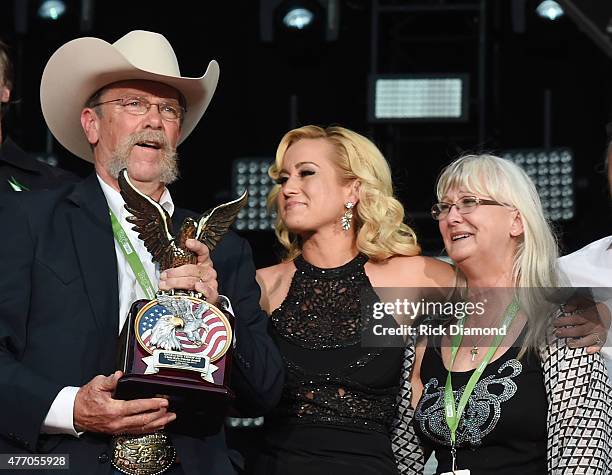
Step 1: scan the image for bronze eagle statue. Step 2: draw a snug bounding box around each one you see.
[118,169,248,271]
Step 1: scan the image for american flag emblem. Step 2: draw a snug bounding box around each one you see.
[135,298,231,362]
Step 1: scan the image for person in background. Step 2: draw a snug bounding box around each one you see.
[0,37,77,191]
[557,126,612,377]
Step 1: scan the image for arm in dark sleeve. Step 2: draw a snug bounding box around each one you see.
[0,194,64,451]
[215,233,283,415]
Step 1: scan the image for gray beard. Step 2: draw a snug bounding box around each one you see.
[106,130,179,185]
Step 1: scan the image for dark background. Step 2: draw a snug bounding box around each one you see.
[2,1,611,470]
[1,0,611,269]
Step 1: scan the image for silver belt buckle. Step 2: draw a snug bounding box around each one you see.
[111,432,176,475]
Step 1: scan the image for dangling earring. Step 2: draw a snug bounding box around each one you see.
[341,201,354,231]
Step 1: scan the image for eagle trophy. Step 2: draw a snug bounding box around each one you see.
[118,168,248,271]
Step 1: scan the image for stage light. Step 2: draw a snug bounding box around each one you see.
[232,158,276,231]
[36,154,58,167]
[226,416,264,429]
[38,0,66,20]
[502,148,574,221]
[368,74,469,122]
[260,0,338,42]
[283,7,315,30]
[536,1,564,21]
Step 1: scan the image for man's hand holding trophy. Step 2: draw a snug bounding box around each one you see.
[114,169,248,438]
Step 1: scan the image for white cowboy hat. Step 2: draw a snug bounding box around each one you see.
[40,30,219,162]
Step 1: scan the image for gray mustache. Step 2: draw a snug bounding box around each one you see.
[124,130,171,152]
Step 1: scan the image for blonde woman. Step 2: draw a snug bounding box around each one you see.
[404,155,612,474]
[253,125,454,474]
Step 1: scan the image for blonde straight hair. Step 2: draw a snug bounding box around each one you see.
[268,125,420,261]
[436,154,559,354]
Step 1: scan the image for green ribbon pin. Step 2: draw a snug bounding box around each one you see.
[7,177,29,192]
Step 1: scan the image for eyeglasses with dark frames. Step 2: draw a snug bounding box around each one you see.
[90,96,185,121]
[431,196,504,221]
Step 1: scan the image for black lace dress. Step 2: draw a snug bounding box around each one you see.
[253,254,403,475]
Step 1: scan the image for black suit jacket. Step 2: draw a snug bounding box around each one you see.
[0,137,78,191]
[0,174,283,474]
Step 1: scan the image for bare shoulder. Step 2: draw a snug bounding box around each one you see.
[256,261,295,314]
[366,255,455,287]
[257,262,287,284]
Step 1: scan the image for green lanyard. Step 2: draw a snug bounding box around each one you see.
[444,299,519,470]
[109,209,156,300]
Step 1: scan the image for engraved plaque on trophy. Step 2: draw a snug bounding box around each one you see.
[113,169,247,437]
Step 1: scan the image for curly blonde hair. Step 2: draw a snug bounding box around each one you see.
[268,125,420,261]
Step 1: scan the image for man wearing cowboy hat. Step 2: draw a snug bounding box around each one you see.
[0,30,283,475]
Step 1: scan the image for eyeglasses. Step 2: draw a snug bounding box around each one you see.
[91,96,185,121]
[431,196,504,220]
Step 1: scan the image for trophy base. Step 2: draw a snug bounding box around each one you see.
[115,296,236,437]
[115,375,234,436]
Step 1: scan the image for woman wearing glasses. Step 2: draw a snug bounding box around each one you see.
[252,125,455,474]
[402,154,612,473]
